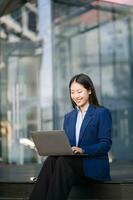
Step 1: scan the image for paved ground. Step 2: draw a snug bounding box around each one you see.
[0,160,133,183]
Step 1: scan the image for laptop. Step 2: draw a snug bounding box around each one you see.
[32,130,87,156]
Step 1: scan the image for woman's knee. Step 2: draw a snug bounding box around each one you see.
[41,156,58,169]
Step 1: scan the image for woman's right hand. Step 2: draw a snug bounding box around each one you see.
[72,146,84,154]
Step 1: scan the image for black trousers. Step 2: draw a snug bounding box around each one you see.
[29,156,84,200]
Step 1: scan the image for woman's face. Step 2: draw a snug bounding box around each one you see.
[70,81,91,109]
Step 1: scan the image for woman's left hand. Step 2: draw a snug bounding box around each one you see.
[72,146,84,154]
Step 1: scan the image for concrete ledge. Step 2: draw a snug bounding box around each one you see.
[0,162,133,200]
[0,181,133,200]
[69,182,133,200]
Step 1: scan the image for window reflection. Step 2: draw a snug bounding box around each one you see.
[53,1,133,161]
[0,0,53,164]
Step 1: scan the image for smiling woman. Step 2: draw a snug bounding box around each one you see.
[0,0,133,196]
[29,73,112,200]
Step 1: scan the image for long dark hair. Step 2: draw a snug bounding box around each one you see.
[69,73,100,108]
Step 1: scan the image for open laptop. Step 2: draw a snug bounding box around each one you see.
[32,130,87,156]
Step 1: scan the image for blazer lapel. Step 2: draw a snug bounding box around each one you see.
[69,109,78,146]
[78,105,95,146]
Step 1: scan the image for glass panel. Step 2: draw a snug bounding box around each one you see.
[98,3,133,160]
[53,2,102,128]
[53,0,133,161]
[0,0,53,164]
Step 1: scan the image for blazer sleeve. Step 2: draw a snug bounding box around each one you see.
[82,108,112,156]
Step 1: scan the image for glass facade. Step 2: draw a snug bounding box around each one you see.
[0,0,53,164]
[0,0,133,164]
[53,1,133,161]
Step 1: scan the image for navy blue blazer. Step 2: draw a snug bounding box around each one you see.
[63,105,112,181]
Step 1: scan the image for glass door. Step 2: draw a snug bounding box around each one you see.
[0,40,41,163]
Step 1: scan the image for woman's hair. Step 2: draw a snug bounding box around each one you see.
[69,73,100,108]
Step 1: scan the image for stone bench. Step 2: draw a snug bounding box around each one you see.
[1,179,133,200]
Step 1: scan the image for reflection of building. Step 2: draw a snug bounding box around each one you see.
[0,0,133,164]
[0,1,42,163]
[53,0,133,162]
[0,2,37,41]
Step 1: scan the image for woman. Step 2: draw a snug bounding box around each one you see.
[29,73,112,200]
